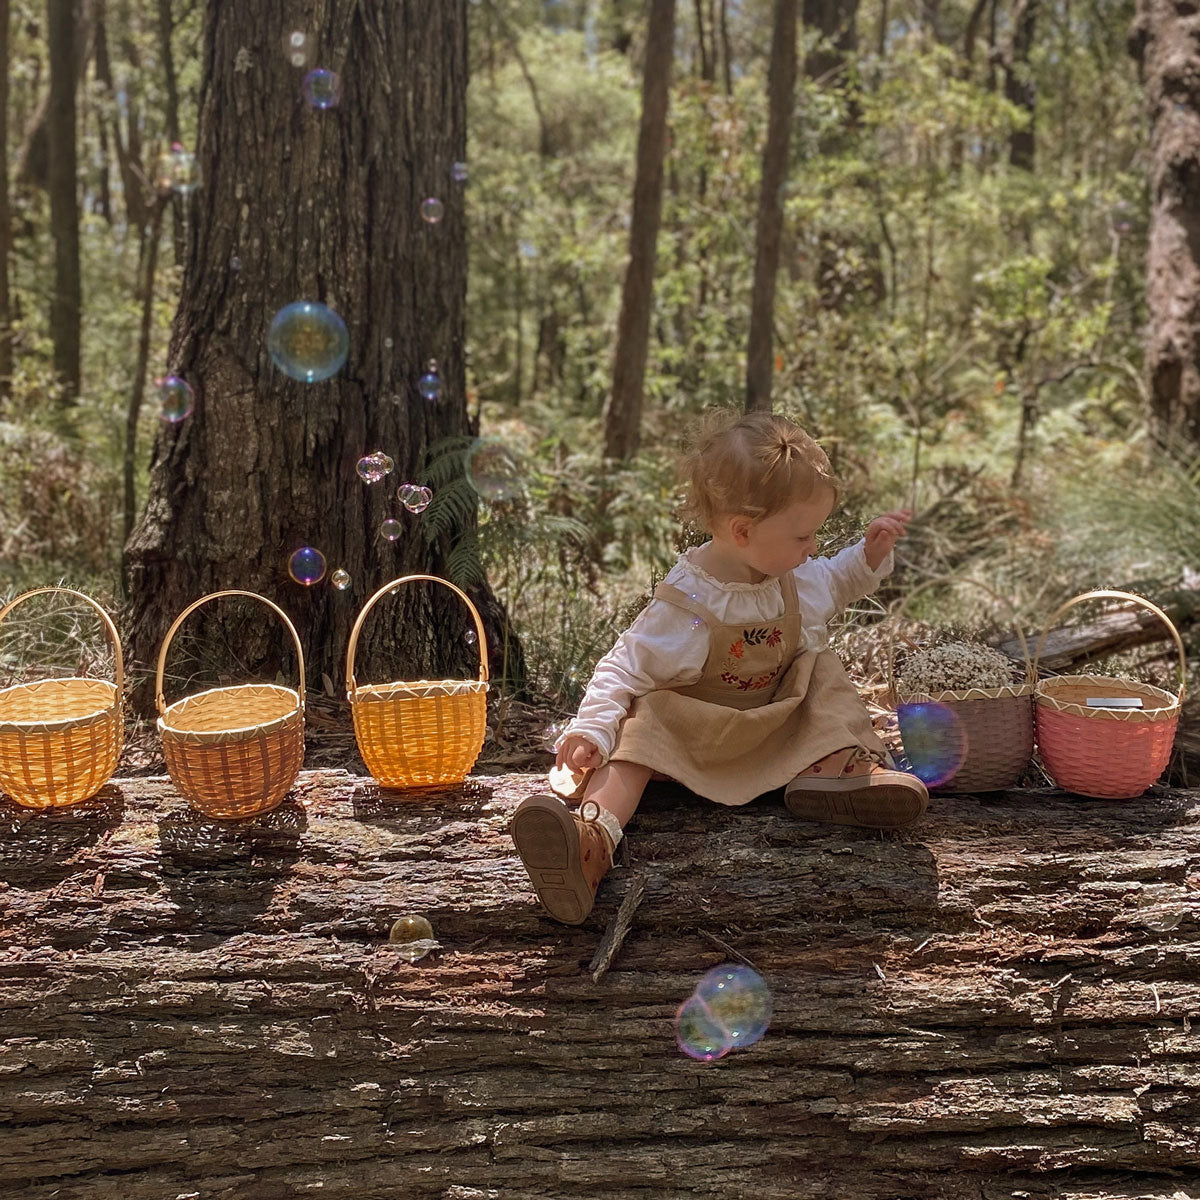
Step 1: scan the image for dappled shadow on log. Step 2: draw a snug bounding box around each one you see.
[351,776,495,824]
[0,785,126,889]
[157,797,306,930]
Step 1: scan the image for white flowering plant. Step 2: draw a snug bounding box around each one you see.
[896,639,1023,695]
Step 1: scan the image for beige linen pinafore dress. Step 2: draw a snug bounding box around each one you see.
[607,572,887,806]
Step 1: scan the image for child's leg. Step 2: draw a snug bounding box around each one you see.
[580,759,652,828]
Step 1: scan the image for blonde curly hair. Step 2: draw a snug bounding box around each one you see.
[678,410,840,533]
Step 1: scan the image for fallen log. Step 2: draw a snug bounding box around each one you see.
[2,771,1199,1199]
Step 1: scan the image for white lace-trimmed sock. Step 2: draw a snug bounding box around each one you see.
[580,801,624,851]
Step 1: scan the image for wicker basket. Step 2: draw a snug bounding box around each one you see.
[0,587,124,809]
[347,574,489,790]
[888,578,1035,792]
[156,590,306,819]
[1033,589,1185,799]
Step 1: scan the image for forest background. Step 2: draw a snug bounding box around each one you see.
[0,0,1197,771]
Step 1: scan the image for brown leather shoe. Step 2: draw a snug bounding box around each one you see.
[511,794,614,924]
[785,747,928,828]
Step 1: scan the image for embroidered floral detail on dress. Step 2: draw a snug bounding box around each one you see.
[741,626,782,648]
[729,638,745,659]
[719,664,783,692]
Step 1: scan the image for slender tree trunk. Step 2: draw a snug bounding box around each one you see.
[124,0,506,712]
[46,0,82,400]
[94,0,149,235]
[745,0,797,414]
[0,0,13,406]
[1004,0,1039,170]
[604,0,676,461]
[719,0,732,94]
[1130,0,1200,444]
[155,0,186,264]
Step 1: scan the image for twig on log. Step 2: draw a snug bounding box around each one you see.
[589,871,646,982]
[699,929,756,968]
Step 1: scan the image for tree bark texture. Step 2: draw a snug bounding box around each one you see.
[46,0,82,398]
[1004,0,1039,171]
[123,0,501,714]
[745,0,798,414]
[1130,0,1200,445]
[2,772,1199,1197]
[604,0,676,461]
[0,0,13,405]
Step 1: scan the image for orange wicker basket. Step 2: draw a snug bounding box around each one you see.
[1033,589,1186,799]
[156,590,306,819]
[347,574,489,790]
[0,587,124,809]
[887,577,1035,792]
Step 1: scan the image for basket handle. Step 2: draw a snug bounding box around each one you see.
[346,574,489,697]
[154,590,306,716]
[1032,589,1187,702]
[885,575,1034,698]
[0,586,124,698]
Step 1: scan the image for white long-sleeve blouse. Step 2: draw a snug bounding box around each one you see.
[560,539,892,762]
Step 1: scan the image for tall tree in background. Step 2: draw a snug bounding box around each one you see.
[0,0,12,406]
[46,0,81,399]
[1130,0,1200,444]
[605,0,676,460]
[1002,0,1039,170]
[745,0,797,413]
[125,0,505,708]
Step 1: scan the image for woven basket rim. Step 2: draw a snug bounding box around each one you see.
[157,682,302,742]
[895,682,1035,704]
[0,677,120,734]
[350,678,490,703]
[1034,673,1180,721]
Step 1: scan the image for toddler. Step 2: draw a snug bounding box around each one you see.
[511,411,927,924]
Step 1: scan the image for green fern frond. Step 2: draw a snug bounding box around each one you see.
[445,533,486,589]
[421,475,480,545]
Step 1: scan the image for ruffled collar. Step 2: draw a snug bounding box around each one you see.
[676,544,783,593]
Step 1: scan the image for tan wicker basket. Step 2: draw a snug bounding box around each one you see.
[156,590,306,819]
[1033,589,1185,799]
[888,577,1035,792]
[0,587,124,809]
[347,574,489,790]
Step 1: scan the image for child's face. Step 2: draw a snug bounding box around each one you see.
[735,486,837,578]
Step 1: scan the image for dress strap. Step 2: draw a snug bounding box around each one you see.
[653,583,721,630]
[779,570,800,616]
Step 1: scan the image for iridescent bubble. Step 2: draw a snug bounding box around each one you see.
[288,545,327,586]
[356,451,393,484]
[1109,201,1133,235]
[230,255,242,273]
[267,301,349,382]
[694,964,771,1049]
[418,359,443,402]
[398,483,432,513]
[466,438,524,502]
[451,161,469,183]
[518,239,538,259]
[675,993,733,1062]
[542,722,565,750]
[302,67,342,109]
[155,145,201,194]
[331,568,352,591]
[420,197,445,224]
[465,629,478,646]
[389,914,435,963]
[380,518,402,542]
[157,374,195,422]
[896,701,968,788]
[283,29,313,68]
[383,336,394,349]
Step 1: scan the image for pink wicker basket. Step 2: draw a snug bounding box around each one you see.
[1033,590,1185,799]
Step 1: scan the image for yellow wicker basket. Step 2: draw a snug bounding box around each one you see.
[347,574,489,790]
[156,590,306,819]
[0,587,124,809]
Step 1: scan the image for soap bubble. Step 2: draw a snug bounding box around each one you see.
[288,545,327,586]
[896,701,968,788]
[157,375,195,422]
[1109,201,1133,235]
[418,360,443,402]
[518,239,538,259]
[675,992,734,1062]
[465,629,478,646]
[420,197,445,225]
[356,451,393,484]
[451,161,469,183]
[268,301,349,382]
[331,568,352,591]
[283,29,313,68]
[230,255,242,273]
[380,518,402,542]
[398,483,432,513]
[694,965,771,1048]
[389,914,435,963]
[302,67,341,109]
[156,144,201,194]
[383,336,393,349]
[466,438,524,502]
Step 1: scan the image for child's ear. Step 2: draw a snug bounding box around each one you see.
[729,514,753,546]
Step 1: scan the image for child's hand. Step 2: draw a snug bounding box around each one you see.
[864,508,913,571]
[556,734,603,773]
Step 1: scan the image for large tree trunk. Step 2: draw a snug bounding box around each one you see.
[604,0,676,461]
[745,0,797,414]
[1130,0,1200,445]
[0,0,12,406]
[123,0,505,713]
[1003,0,1039,171]
[3,772,1199,1195]
[46,0,82,400]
